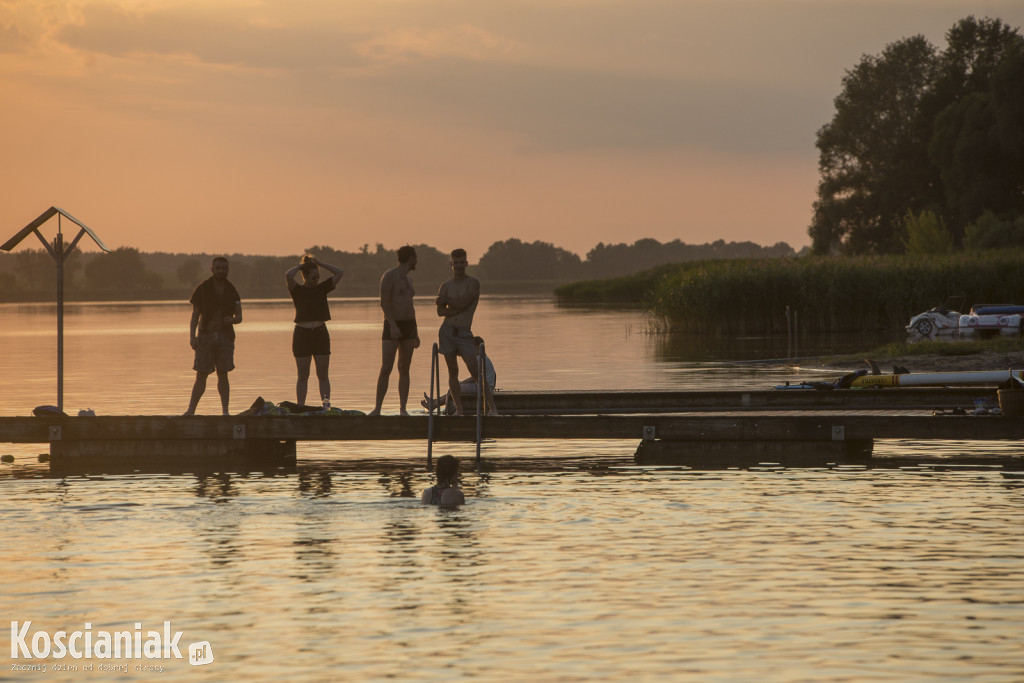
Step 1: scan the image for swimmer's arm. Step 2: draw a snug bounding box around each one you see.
[421,488,433,504]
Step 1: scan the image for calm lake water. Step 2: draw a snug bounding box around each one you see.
[2,298,1023,681]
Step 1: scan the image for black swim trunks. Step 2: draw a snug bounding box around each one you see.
[293,325,331,357]
[382,319,417,341]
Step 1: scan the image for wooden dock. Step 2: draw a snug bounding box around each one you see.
[485,387,1001,412]
[3,387,1022,472]
[2,388,1020,472]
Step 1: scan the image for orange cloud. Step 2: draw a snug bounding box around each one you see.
[2,0,1021,258]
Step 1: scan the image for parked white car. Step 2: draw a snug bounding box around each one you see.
[906,296,964,336]
[959,304,1024,335]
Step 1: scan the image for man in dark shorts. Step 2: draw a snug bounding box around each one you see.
[184,257,242,415]
[369,246,419,416]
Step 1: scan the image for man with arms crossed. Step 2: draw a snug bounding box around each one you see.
[435,248,497,416]
[185,256,242,415]
[369,246,420,416]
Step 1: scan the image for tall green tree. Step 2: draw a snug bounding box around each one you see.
[931,16,1023,103]
[811,36,940,254]
[928,19,1024,233]
[811,16,1024,254]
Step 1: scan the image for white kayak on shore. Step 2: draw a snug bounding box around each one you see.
[850,369,1024,388]
[775,369,1024,390]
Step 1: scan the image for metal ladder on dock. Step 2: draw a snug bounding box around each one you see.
[426,341,488,470]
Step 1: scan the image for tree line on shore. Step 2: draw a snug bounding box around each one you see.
[812,15,1024,255]
[0,236,799,301]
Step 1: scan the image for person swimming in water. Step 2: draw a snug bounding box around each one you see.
[421,454,465,506]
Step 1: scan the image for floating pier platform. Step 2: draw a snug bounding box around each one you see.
[2,388,1021,472]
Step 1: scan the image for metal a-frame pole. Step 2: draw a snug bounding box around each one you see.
[2,207,110,413]
[56,219,65,411]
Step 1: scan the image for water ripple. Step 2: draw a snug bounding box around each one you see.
[3,467,1022,681]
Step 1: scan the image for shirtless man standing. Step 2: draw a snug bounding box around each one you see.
[435,248,497,416]
[369,246,419,416]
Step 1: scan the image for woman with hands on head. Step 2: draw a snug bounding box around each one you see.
[286,255,344,407]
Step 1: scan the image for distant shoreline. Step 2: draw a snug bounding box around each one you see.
[0,279,571,304]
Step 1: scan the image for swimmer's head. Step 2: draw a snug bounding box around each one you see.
[436,454,460,483]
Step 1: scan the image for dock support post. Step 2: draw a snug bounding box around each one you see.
[427,343,440,470]
[55,229,64,412]
[475,341,485,471]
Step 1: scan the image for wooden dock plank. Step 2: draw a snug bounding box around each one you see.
[491,388,994,412]
[3,413,1024,444]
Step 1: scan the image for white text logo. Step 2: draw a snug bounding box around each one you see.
[9,621,206,662]
[189,641,214,666]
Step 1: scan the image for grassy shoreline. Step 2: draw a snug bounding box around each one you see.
[816,336,1024,373]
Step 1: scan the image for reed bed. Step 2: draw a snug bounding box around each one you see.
[557,251,1024,335]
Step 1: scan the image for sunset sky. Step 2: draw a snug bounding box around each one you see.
[2,1,1022,259]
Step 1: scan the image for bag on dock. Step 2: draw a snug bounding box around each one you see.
[32,405,66,417]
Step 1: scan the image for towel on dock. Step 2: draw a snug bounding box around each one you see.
[236,397,364,417]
